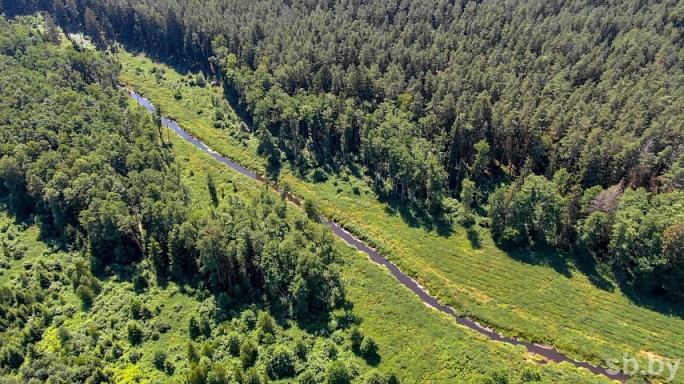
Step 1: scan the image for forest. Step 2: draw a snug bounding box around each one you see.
[3,0,681,300]
[0,15,409,383]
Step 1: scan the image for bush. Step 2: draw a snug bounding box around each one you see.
[207,363,230,384]
[75,285,95,309]
[360,337,378,359]
[298,370,317,384]
[520,366,541,382]
[364,371,384,384]
[240,309,257,331]
[189,316,201,339]
[187,342,200,363]
[201,342,213,358]
[257,312,275,334]
[127,321,144,345]
[294,339,309,359]
[129,350,143,363]
[0,345,24,369]
[153,350,168,371]
[200,316,212,338]
[240,339,258,369]
[349,326,364,351]
[386,372,400,384]
[243,368,261,384]
[265,346,295,379]
[227,332,241,356]
[325,361,350,384]
[303,199,320,222]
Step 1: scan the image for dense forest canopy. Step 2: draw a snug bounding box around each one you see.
[4,0,682,300]
[0,15,394,383]
[10,0,682,190]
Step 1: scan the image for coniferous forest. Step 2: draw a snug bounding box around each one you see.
[6,0,680,299]
[0,0,683,382]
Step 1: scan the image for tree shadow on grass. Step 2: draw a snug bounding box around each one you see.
[499,245,574,280]
[466,227,482,249]
[380,195,454,238]
[497,242,684,319]
[619,284,684,319]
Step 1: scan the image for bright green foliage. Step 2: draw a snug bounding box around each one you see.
[490,175,565,247]
[325,360,351,384]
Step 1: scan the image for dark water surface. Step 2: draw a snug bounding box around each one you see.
[127,90,628,383]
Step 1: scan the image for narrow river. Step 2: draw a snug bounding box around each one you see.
[127,90,629,383]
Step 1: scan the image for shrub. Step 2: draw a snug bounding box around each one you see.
[266,346,295,379]
[349,326,364,351]
[294,339,309,359]
[207,363,230,384]
[201,342,213,358]
[187,342,200,363]
[0,345,24,369]
[325,361,350,384]
[257,312,275,334]
[189,316,201,339]
[127,321,144,345]
[153,350,168,371]
[240,339,258,369]
[200,316,212,338]
[520,366,541,382]
[360,337,378,359]
[240,309,257,331]
[298,370,317,384]
[303,199,320,222]
[243,368,261,384]
[75,285,95,309]
[129,350,143,363]
[227,332,241,356]
[386,372,400,384]
[57,326,71,346]
[364,370,384,384]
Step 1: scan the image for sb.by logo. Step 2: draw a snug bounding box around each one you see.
[606,353,680,382]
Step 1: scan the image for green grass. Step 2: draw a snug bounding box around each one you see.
[117,49,682,382]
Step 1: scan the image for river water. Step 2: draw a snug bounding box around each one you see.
[127,89,628,383]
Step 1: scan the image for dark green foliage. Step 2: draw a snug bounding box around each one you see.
[0,344,24,370]
[127,320,144,345]
[187,363,209,384]
[16,0,683,301]
[207,174,219,207]
[75,285,95,309]
[240,339,258,369]
[298,370,317,384]
[265,346,295,379]
[486,370,510,384]
[360,337,379,361]
[153,350,174,373]
[189,316,201,339]
[187,342,200,363]
[227,332,241,357]
[349,326,364,352]
[302,199,320,222]
[520,367,541,382]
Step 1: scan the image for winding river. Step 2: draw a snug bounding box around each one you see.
[127,90,629,383]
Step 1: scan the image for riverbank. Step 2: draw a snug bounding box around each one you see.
[119,49,684,383]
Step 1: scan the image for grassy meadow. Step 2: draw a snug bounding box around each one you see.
[117,49,683,382]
